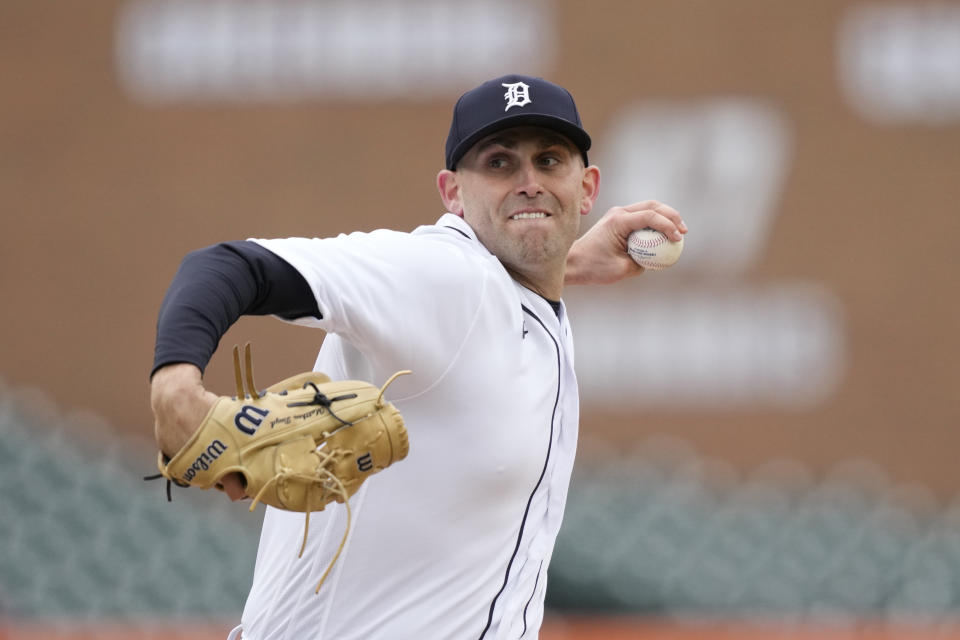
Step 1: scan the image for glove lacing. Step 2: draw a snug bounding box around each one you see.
[248,448,352,594]
[240,351,410,595]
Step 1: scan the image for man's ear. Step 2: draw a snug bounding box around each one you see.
[437,169,464,216]
[580,165,601,216]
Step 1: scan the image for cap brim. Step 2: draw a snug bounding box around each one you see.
[447,113,591,170]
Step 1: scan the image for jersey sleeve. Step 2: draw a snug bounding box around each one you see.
[151,240,321,378]
[252,229,487,388]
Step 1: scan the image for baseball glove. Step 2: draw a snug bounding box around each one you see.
[154,343,410,590]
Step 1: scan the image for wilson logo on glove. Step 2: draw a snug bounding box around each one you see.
[357,452,373,472]
[234,405,270,434]
[182,439,228,481]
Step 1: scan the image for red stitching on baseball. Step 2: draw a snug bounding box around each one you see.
[629,233,666,249]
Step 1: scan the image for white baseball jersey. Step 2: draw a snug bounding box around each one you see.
[237,213,579,639]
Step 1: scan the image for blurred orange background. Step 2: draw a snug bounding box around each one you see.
[1,0,958,636]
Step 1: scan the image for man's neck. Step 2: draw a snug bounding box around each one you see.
[504,263,565,301]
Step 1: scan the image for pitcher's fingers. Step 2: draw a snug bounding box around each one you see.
[621,209,685,241]
[623,201,687,232]
[220,472,248,501]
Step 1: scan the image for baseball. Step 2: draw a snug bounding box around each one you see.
[627,228,684,270]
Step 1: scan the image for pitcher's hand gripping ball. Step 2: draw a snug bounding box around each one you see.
[157,344,410,514]
[627,227,684,270]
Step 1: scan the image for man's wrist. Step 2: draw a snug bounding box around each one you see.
[563,242,591,286]
[151,363,208,455]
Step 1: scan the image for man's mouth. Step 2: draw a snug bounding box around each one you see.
[510,211,550,220]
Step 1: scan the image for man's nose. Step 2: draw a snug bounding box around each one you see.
[514,162,544,197]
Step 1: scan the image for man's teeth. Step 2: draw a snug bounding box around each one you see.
[511,212,548,220]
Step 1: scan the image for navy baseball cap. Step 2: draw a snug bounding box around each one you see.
[445,74,591,170]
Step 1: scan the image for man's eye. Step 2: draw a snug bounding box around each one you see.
[539,156,560,167]
[488,157,508,168]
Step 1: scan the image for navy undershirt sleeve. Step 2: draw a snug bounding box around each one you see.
[151,241,320,378]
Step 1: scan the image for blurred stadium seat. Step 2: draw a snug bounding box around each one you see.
[548,435,960,630]
[0,381,260,634]
[2,385,959,636]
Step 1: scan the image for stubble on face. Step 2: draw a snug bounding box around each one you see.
[454,128,587,297]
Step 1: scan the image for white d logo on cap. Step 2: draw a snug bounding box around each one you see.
[502,82,532,111]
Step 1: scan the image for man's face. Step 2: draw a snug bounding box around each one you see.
[440,126,599,294]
